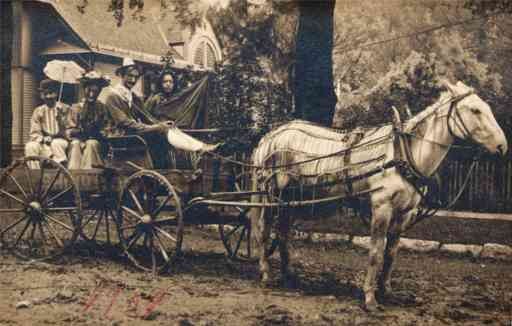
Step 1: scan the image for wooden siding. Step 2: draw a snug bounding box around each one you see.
[21,72,36,143]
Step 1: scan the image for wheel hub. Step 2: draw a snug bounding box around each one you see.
[140,214,152,224]
[27,201,43,220]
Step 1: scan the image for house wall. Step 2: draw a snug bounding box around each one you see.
[9,2,222,159]
[11,1,37,148]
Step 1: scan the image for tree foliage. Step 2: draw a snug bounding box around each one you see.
[464,0,512,15]
[204,0,294,155]
[333,0,512,135]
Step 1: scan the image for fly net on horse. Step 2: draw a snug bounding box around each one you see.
[253,120,394,182]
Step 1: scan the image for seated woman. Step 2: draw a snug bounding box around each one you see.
[144,66,218,154]
[67,71,111,169]
[25,79,70,169]
[103,58,220,167]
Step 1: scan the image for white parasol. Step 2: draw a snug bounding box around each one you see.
[43,60,85,103]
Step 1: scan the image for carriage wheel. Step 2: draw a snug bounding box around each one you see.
[80,193,118,246]
[117,170,183,275]
[218,167,253,260]
[266,191,284,258]
[0,156,81,260]
[219,207,252,260]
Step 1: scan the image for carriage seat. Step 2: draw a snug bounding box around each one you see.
[105,134,206,171]
[106,135,155,170]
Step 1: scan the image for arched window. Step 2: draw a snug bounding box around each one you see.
[192,40,217,68]
[206,43,216,68]
[193,43,205,67]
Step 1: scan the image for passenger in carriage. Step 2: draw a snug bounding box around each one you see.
[144,70,159,101]
[103,57,221,157]
[25,79,70,169]
[144,66,178,114]
[67,71,111,169]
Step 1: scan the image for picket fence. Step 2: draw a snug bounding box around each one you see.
[439,153,512,214]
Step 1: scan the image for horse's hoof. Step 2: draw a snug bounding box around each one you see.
[260,275,272,288]
[376,287,391,303]
[364,302,384,313]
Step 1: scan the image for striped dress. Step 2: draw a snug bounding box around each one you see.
[28,103,70,142]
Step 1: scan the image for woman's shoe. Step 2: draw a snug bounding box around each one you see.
[201,142,224,152]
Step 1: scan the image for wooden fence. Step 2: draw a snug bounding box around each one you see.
[224,149,512,215]
[439,152,512,214]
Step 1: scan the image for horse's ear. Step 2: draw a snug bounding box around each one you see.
[455,81,472,93]
[439,78,458,95]
[391,106,402,131]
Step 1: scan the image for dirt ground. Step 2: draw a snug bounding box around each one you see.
[0,227,511,326]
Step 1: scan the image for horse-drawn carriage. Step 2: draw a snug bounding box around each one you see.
[0,79,508,311]
[0,133,257,275]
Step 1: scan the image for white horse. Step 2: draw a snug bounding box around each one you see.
[249,80,507,311]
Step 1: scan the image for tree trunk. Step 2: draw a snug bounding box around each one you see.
[0,1,13,167]
[293,0,337,126]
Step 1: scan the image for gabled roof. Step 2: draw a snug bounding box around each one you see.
[40,39,90,55]
[37,0,190,65]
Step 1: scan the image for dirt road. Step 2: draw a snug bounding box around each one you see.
[0,228,510,325]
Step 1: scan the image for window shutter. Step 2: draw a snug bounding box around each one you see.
[206,43,216,68]
[193,42,205,67]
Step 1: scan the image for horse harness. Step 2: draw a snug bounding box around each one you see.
[392,91,477,212]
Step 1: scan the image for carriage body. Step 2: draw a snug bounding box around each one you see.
[0,133,250,272]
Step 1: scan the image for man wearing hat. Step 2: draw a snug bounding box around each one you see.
[67,71,111,169]
[104,57,220,159]
[25,78,70,168]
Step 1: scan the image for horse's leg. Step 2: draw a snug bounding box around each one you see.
[250,174,273,284]
[377,205,420,302]
[274,173,292,283]
[377,232,401,299]
[278,204,291,283]
[255,197,273,285]
[364,200,392,311]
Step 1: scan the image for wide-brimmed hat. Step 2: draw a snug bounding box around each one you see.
[38,78,60,92]
[115,57,141,76]
[80,70,110,88]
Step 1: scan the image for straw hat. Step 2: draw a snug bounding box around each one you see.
[115,57,140,76]
[38,78,60,92]
[79,70,111,88]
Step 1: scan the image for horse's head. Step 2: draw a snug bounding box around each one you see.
[442,80,508,156]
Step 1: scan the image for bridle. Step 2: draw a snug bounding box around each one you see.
[445,91,475,142]
[406,90,482,224]
[397,90,478,187]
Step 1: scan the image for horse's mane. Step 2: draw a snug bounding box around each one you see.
[403,91,452,133]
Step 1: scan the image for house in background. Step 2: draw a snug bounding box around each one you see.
[10,0,222,156]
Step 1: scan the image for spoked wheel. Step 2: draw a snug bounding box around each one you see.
[0,156,81,260]
[219,208,252,260]
[219,167,253,260]
[265,191,284,258]
[117,170,183,275]
[80,193,118,246]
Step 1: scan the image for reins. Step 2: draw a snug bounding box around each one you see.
[203,90,481,215]
[205,132,392,170]
[395,91,474,179]
[392,91,480,222]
